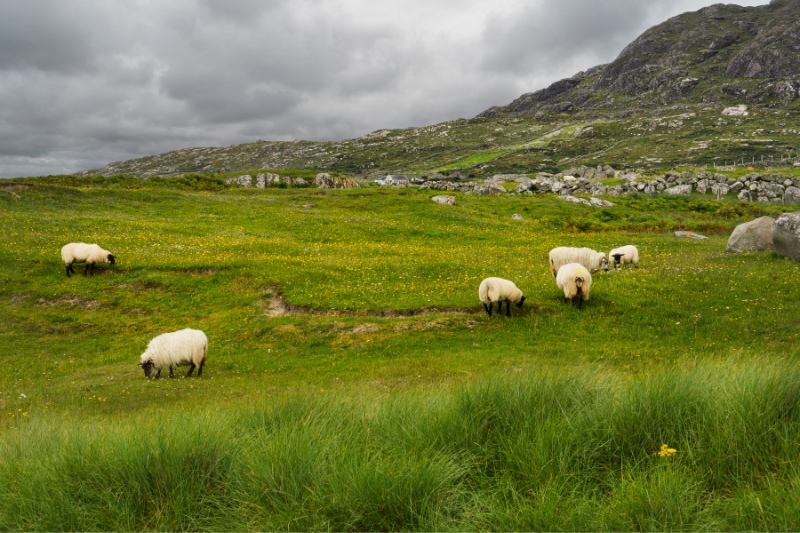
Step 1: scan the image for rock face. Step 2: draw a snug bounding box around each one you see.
[726,216,775,253]
[431,195,456,206]
[773,212,800,259]
[314,173,360,189]
[477,1,800,120]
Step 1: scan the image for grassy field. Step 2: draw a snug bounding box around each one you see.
[2,177,800,530]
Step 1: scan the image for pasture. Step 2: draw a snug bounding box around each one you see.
[1,178,799,530]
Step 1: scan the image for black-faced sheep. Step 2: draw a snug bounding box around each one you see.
[61,243,116,277]
[478,277,525,317]
[139,328,207,379]
[556,263,592,309]
[609,245,639,270]
[549,247,608,278]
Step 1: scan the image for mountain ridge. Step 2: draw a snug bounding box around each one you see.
[76,1,799,179]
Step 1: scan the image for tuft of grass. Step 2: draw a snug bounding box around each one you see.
[3,360,800,530]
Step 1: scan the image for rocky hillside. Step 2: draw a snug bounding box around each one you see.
[480,0,800,119]
[77,1,799,179]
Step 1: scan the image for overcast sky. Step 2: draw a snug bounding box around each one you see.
[0,0,768,177]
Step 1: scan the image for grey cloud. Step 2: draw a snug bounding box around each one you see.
[0,0,769,177]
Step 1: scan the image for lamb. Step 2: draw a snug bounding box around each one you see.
[556,263,592,309]
[61,243,116,277]
[478,277,526,317]
[609,245,639,270]
[139,328,208,379]
[549,247,608,278]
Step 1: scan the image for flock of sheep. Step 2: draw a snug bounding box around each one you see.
[60,241,639,378]
[479,244,639,315]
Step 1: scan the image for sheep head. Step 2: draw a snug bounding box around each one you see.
[139,358,154,378]
[107,253,116,265]
[599,254,609,271]
[516,295,526,307]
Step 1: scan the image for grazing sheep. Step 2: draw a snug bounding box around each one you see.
[478,277,526,317]
[556,263,592,309]
[61,243,116,277]
[549,247,608,278]
[609,245,639,270]
[139,328,208,379]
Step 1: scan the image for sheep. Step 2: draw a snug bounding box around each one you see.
[478,277,526,317]
[61,243,116,277]
[609,245,639,270]
[139,328,207,379]
[556,263,592,309]
[549,247,608,278]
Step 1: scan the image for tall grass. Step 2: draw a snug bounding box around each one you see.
[2,358,800,531]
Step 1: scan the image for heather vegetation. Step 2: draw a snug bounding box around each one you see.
[2,178,800,530]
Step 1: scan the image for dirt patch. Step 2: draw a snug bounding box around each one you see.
[349,323,380,335]
[262,286,476,318]
[36,295,102,310]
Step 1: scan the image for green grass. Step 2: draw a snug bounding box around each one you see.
[435,149,508,171]
[4,360,800,530]
[2,176,800,530]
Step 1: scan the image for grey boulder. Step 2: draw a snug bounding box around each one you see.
[431,195,456,206]
[773,212,800,259]
[726,216,775,253]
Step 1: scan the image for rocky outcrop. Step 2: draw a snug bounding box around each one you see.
[314,173,360,189]
[477,1,800,120]
[726,217,775,253]
[773,212,800,260]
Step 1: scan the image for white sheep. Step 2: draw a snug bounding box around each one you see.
[549,247,608,278]
[478,277,526,317]
[139,328,208,379]
[609,245,639,270]
[61,243,116,277]
[556,263,592,309]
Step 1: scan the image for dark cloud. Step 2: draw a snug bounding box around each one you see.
[0,0,768,177]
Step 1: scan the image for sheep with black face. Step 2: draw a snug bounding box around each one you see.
[61,243,115,277]
[478,277,526,317]
[139,328,208,379]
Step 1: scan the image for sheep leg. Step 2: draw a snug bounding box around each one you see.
[169,366,174,378]
[578,296,583,310]
[487,302,493,317]
[65,264,71,277]
[197,361,204,377]
[505,300,511,317]
[83,263,90,275]
[186,363,196,377]
[483,303,491,316]
[155,368,162,378]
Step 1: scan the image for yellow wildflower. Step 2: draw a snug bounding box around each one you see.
[658,444,677,457]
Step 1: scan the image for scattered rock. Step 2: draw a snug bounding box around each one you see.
[474,183,506,195]
[664,184,692,195]
[675,231,709,240]
[226,175,253,187]
[558,195,591,205]
[431,195,456,206]
[726,217,775,253]
[589,197,615,207]
[773,212,800,260]
[785,186,800,204]
[314,173,360,189]
[722,105,749,116]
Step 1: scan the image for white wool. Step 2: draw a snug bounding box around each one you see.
[556,263,592,303]
[549,247,608,277]
[478,277,524,304]
[140,329,208,372]
[61,243,114,266]
[609,245,639,269]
